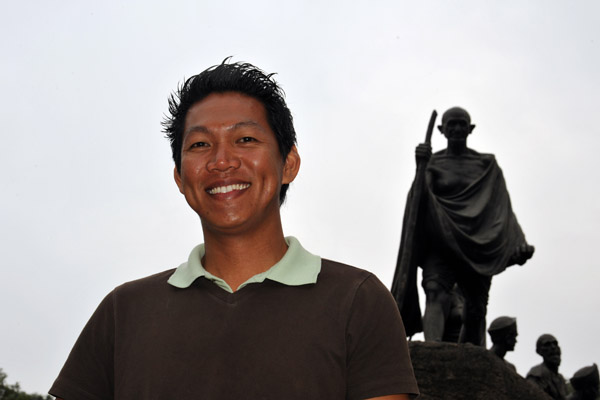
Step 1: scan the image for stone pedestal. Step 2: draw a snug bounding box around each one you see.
[408,341,551,399]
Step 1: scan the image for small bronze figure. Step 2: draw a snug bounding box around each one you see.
[568,364,599,400]
[527,334,568,400]
[487,316,518,371]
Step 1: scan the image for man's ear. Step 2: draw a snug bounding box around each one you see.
[437,125,444,134]
[282,146,301,185]
[174,167,184,194]
[468,124,476,134]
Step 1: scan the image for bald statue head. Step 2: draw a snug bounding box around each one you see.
[442,107,471,125]
[438,106,476,140]
[536,334,561,369]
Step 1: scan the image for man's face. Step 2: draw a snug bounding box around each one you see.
[442,117,473,141]
[505,329,518,351]
[174,92,300,234]
[538,335,561,367]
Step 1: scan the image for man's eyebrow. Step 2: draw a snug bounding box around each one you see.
[185,121,262,136]
[185,125,211,136]
[229,120,263,131]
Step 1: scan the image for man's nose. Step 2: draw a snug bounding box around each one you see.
[207,143,241,171]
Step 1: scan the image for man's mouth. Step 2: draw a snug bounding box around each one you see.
[207,183,251,195]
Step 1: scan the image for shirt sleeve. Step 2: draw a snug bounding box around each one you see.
[345,274,420,400]
[49,291,115,400]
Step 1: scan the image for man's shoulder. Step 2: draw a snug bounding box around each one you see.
[505,359,517,372]
[318,258,390,294]
[431,148,496,160]
[527,363,548,378]
[429,149,499,175]
[320,258,373,281]
[114,268,177,295]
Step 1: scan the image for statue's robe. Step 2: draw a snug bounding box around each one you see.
[527,363,568,400]
[393,149,527,336]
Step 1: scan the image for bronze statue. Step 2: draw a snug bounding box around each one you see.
[568,364,599,400]
[487,316,518,371]
[392,107,534,344]
[526,334,568,400]
[441,284,464,343]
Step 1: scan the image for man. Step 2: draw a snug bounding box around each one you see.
[568,364,599,400]
[49,61,419,399]
[527,334,568,400]
[395,107,534,345]
[487,316,518,371]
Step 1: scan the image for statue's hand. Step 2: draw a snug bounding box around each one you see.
[415,143,432,164]
[510,243,535,266]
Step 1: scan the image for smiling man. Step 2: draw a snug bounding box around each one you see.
[49,61,419,399]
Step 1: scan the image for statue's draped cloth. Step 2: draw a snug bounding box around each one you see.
[394,151,526,336]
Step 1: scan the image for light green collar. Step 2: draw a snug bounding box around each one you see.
[167,236,321,293]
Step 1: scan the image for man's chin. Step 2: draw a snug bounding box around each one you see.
[546,355,561,366]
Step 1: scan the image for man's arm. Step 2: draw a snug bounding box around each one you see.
[346,275,419,399]
[49,292,115,400]
[509,242,535,266]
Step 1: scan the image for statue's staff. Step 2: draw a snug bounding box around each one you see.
[391,110,436,336]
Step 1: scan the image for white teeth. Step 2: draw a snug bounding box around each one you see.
[208,183,250,195]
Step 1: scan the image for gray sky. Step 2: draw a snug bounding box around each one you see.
[1,0,599,394]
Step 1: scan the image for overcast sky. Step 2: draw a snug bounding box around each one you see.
[2,0,599,394]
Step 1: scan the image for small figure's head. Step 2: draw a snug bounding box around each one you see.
[163,59,297,204]
[488,316,518,351]
[536,334,561,368]
[438,107,475,141]
[570,364,599,397]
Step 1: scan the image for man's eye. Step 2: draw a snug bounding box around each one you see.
[190,142,208,148]
[239,137,257,143]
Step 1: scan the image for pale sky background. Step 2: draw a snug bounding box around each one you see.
[1,0,599,394]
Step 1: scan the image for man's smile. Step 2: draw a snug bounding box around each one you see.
[207,183,251,195]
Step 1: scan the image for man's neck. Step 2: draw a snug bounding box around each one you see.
[201,221,288,292]
[490,344,507,359]
[445,139,468,156]
[543,361,560,374]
